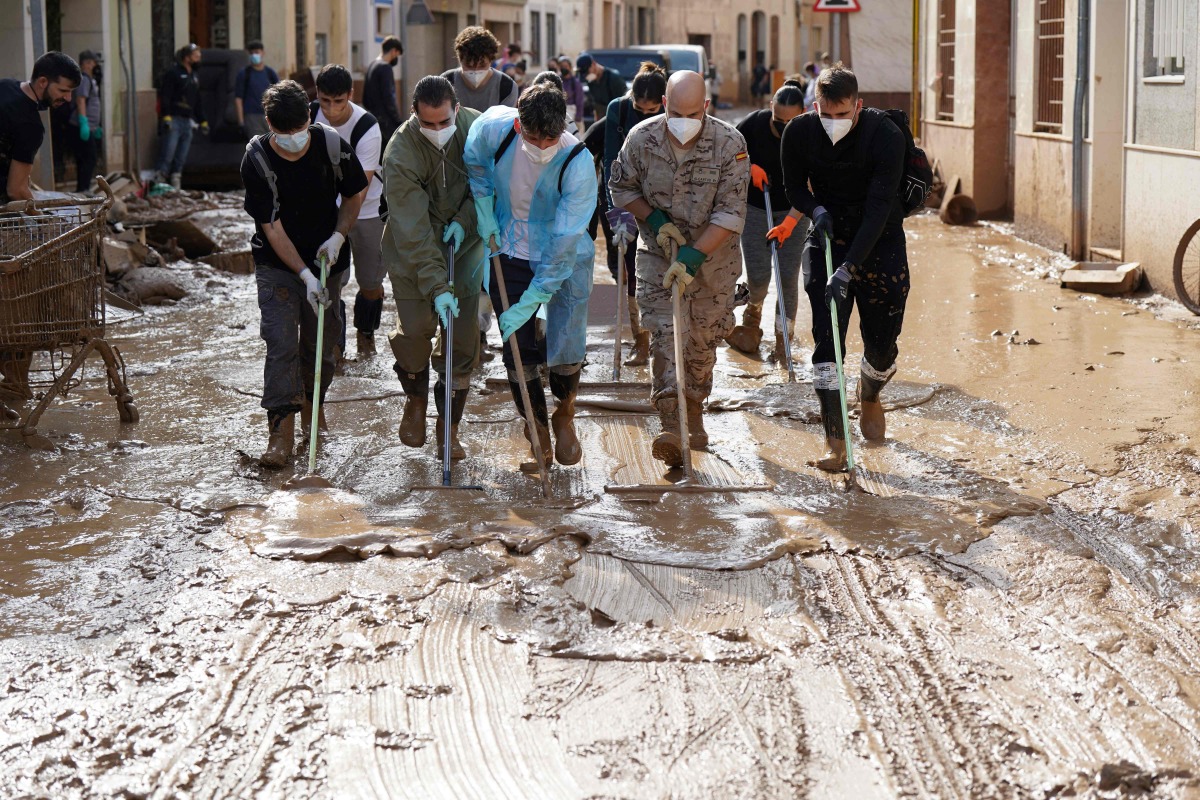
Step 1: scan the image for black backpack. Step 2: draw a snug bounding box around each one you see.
[493,123,588,194]
[308,102,388,220]
[244,123,348,223]
[876,109,933,216]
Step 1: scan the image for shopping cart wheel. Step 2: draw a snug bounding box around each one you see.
[119,401,139,424]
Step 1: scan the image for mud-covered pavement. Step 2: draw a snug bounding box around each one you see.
[3,214,1200,798]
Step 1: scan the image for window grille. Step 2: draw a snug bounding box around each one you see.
[936,0,956,120]
[1034,0,1066,133]
[1149,0,1186,77]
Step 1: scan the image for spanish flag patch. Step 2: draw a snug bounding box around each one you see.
[735,152,749,161]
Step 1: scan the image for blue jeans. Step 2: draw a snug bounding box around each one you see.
[155,116,194,175]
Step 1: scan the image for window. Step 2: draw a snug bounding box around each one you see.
[1148,0,1186,78]
[547,13,556,60]
[1034,0,1065,133]
[375,5,392,40]
[530,10,541,64]
[936,0,955,120]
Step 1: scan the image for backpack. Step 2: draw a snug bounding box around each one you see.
[241,65,279,103]
[308,102,389,220]
[244,123,346,223]
[442,69,516,105]
[875,109,932,217]
[493,123,588,194]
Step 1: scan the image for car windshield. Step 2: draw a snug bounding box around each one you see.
[663,49,700,72]
[591,52,667,80]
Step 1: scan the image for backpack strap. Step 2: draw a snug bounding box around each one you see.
[557,143,588,194]
[617,97,633,140]
[499,73,516,102]
[494,122,519,164]
[245,136,281,223]
[311,123,345,185]
[308,100,320,124]
[350,110,378,149]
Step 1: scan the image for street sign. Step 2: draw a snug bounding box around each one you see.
[813,0,861,11]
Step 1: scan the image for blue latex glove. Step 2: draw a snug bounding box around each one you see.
[498,287,553,342]
[79,116,90,141]
[92,126,103,141]
[442,221,465,254]
[605,207,636,245]
[475,195,500,252]
[433,291,459,327]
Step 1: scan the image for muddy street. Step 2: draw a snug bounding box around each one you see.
[2,213,1200,798]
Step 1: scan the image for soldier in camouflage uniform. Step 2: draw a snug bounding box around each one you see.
[609,71,750,467]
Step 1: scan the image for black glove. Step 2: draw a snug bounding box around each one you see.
[811,206,835,241]
[825,263,853,312]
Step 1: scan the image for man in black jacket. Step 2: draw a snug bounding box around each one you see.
[780,63,909,471]
[362,36,403,145]
[575,54,626,121]
[155,44,207,188]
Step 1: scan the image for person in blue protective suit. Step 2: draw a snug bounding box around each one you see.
[464,82,598,473]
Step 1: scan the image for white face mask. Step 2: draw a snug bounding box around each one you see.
[420,121,457,150]
[819,106,857,145]
[463,69,489,88]
[521,138,559,165]
[667,116,703,145]
[274,129,309,153]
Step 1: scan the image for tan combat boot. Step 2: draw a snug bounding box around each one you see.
[623,298,650,367]
[686,400,708,449]
[651,400,684,468]
[725,303,764,354]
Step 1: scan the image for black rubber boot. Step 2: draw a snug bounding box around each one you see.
[395,365,430,447]
[434,383,469,460]
[548,369,582,465]
[812,388,849,472]
[509,377,552,472]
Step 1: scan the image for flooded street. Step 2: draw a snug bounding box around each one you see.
[3,213,1200,798]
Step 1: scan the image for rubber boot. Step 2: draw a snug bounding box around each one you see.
[651,398,684,468]
[434,383,469,461]
[624,299,650,367]
[725,302,764,354]
[686,399,708,449]
[809,389,848,472]
[858,368,891,441]
[549,369,582,465]
[299,397,328,436]
[356,332,376,358]
[260,412,294,469]
[354,294,383,358]
[509,377,552,473]
[396,366,429,447]
[770,319,795,364]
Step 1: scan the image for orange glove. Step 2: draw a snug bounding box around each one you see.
[766,215,798,247]
[750,164,769,191]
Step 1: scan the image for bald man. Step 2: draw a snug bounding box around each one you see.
[609,71,749,467]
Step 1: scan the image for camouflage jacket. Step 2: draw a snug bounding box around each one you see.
[608,115,750,258]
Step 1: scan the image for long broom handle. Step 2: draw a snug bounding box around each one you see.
[762,185,796,383]
[307,254,328,475]
[490,249,551,498]
[442,244,455,486]
[613,239,626,381]
[669,242,693,480]
[823,233,856,473]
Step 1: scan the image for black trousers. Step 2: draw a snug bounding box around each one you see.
[487,254,546,373]
[74,137,100,193]
[802,225,909,376]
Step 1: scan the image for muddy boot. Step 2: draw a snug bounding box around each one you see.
[808,389,849,472]
[858,363,894,441]
[260,412,295,469]
[299,397,329,437]
[354,293,383,358]
[479,330,495,362]
[395,366,429,447]
[652,399,684,468]
[434,383,469,461]
[771,319,795,364]
[686,399,708,450]
[356,332,376,358]
[624,299,650,367]
[549,369,582,465]
[725,302,764,354]
[509,377,552,473]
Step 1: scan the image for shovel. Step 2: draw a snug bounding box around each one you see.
[284,254,335,490]
[823,233,858,489]
[411,243,485,493]
[612,239,627,381]
[762,184,796,382]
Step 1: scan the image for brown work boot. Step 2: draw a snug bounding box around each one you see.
[510,377,553,473]
[808,436,848,472]
[651,401,684,468]
[857,368,891,441]
[356,331,376,358]
[434,416,466,460]
[549,370,582,465]
[299,398,328,437]
[396,366,429,447]
[434,385,469,460]
[686,400,708,449]
[771,320,795,364]
[725,303,764,354]
[260,413,295,469]
[625,330,650,367]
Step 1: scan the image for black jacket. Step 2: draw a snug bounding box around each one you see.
[780,108,905,267]
[587,68,627,119]
[363,58,401,137]
[159,64,204,122]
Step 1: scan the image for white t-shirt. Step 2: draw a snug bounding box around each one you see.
[315,101,383,220]
[506,130,580,261]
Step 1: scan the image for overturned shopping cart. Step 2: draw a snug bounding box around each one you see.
[0,178,138,449]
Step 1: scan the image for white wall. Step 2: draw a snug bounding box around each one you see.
[849,0,912,94]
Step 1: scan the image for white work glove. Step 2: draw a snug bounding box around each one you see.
[315,231,346,268]
[299,267,330,314]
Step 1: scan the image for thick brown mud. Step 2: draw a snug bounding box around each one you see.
[3,213,1200,797]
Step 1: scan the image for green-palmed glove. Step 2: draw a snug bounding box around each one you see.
[662,246,706,290]
[475,195,500,252]
[647,208,685,253]
[498,286,553,341]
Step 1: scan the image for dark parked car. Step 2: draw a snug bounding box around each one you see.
[578,48,671,127]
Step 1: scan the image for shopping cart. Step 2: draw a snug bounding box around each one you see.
[0,177,138,449]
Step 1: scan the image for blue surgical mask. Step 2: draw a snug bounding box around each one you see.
[250,53,263,66]
[274,129,310,153]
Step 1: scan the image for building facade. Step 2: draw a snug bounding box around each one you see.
[918,0,1200,299]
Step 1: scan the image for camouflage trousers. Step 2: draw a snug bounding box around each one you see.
[636,247,741,408]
